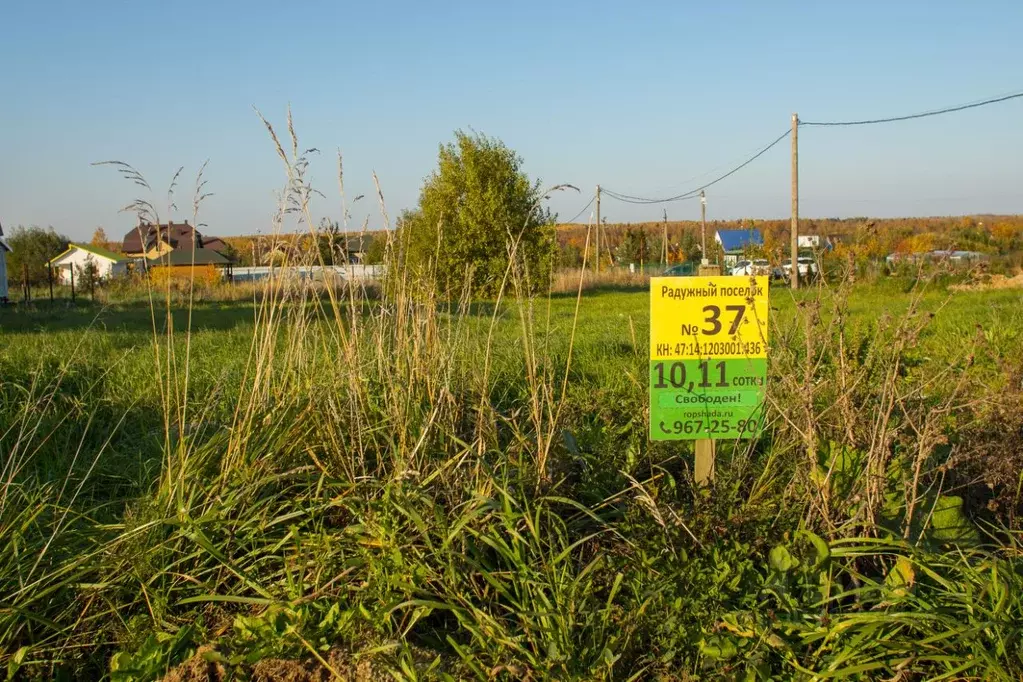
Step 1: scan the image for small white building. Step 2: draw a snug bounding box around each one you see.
[47,243,128,285]
[0,226,10,302]
[797,235,833,250]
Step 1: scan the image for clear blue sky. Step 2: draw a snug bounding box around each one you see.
[2,0,1022,241]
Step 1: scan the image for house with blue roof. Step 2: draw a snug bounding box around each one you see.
[715,228,763,266]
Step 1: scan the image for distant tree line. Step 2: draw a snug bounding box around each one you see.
[555,215,1023,270]
[5,225,70,286]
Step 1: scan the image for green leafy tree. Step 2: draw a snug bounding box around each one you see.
[7,225,69,286]
[401,131,556,297]
[559,242,584,268]
[678,229,702,263]
[316,219,344,265]
[617,228,649,265]
[362,233,387,265]
[77,257,101,295]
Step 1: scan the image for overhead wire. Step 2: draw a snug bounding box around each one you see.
[584,88,1022,212]
[561,196,595,224]
[600,188,701,204]
[601,128,791,205]
[800,90,1023,126]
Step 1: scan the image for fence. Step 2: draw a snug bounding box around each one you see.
[230,264,385,283]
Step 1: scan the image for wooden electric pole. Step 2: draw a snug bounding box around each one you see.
[790,113,799,290]
[700,190,708,264]
[662,209,668,265]
[595,185,601,274]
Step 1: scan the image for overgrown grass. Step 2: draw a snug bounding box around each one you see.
[3,274,1023,679]
[2,122,1023,679]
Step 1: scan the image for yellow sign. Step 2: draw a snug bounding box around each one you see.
[649,276,769,441]
[650,276,769,360]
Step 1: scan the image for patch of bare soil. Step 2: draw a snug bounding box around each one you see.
[950,272,1023,291]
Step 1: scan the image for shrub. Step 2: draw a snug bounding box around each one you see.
[399,130,556,297]
[148,264,222,289]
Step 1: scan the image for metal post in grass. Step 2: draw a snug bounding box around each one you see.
[70,266,75,303]
[48,264,54,303]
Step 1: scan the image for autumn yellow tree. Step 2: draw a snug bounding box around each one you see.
[896,233,936,254]
[90,227,109,248]
[992,222,1020,253]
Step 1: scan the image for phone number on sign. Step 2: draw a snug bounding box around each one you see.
[657,418,759,436]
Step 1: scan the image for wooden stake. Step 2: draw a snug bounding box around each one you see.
[695,260,721,483]
[694,439,716,485]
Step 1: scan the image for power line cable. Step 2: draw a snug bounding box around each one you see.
[601,189,701,205]
[602,128,791,204]
[800,90,1023,126]
[561,196,595,224]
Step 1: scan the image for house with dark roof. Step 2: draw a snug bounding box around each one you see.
[47,243,129,284]
[341,234,373,263]
[150,248,231,267]
[122,221,231,260]
[145,247,233,283]
[715,228,764,265]
[200,236,228,253]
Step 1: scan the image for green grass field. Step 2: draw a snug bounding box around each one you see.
[2,277,1023,680]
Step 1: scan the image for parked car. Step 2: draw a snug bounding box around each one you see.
[662,262,698,277]
[781,257,818,279]
[730,259,771,276]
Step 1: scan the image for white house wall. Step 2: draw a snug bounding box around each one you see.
[52,250,117,284]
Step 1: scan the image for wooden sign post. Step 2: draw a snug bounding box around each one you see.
[649,272,769,485]
[695,263,720,483]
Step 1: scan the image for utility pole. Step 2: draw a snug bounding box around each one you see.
[700,190,708,264]
[662,209,668,265]
[595,185,601,274]
[790,113,799,290]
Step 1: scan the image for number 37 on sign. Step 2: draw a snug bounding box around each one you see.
[649,276,769,441]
